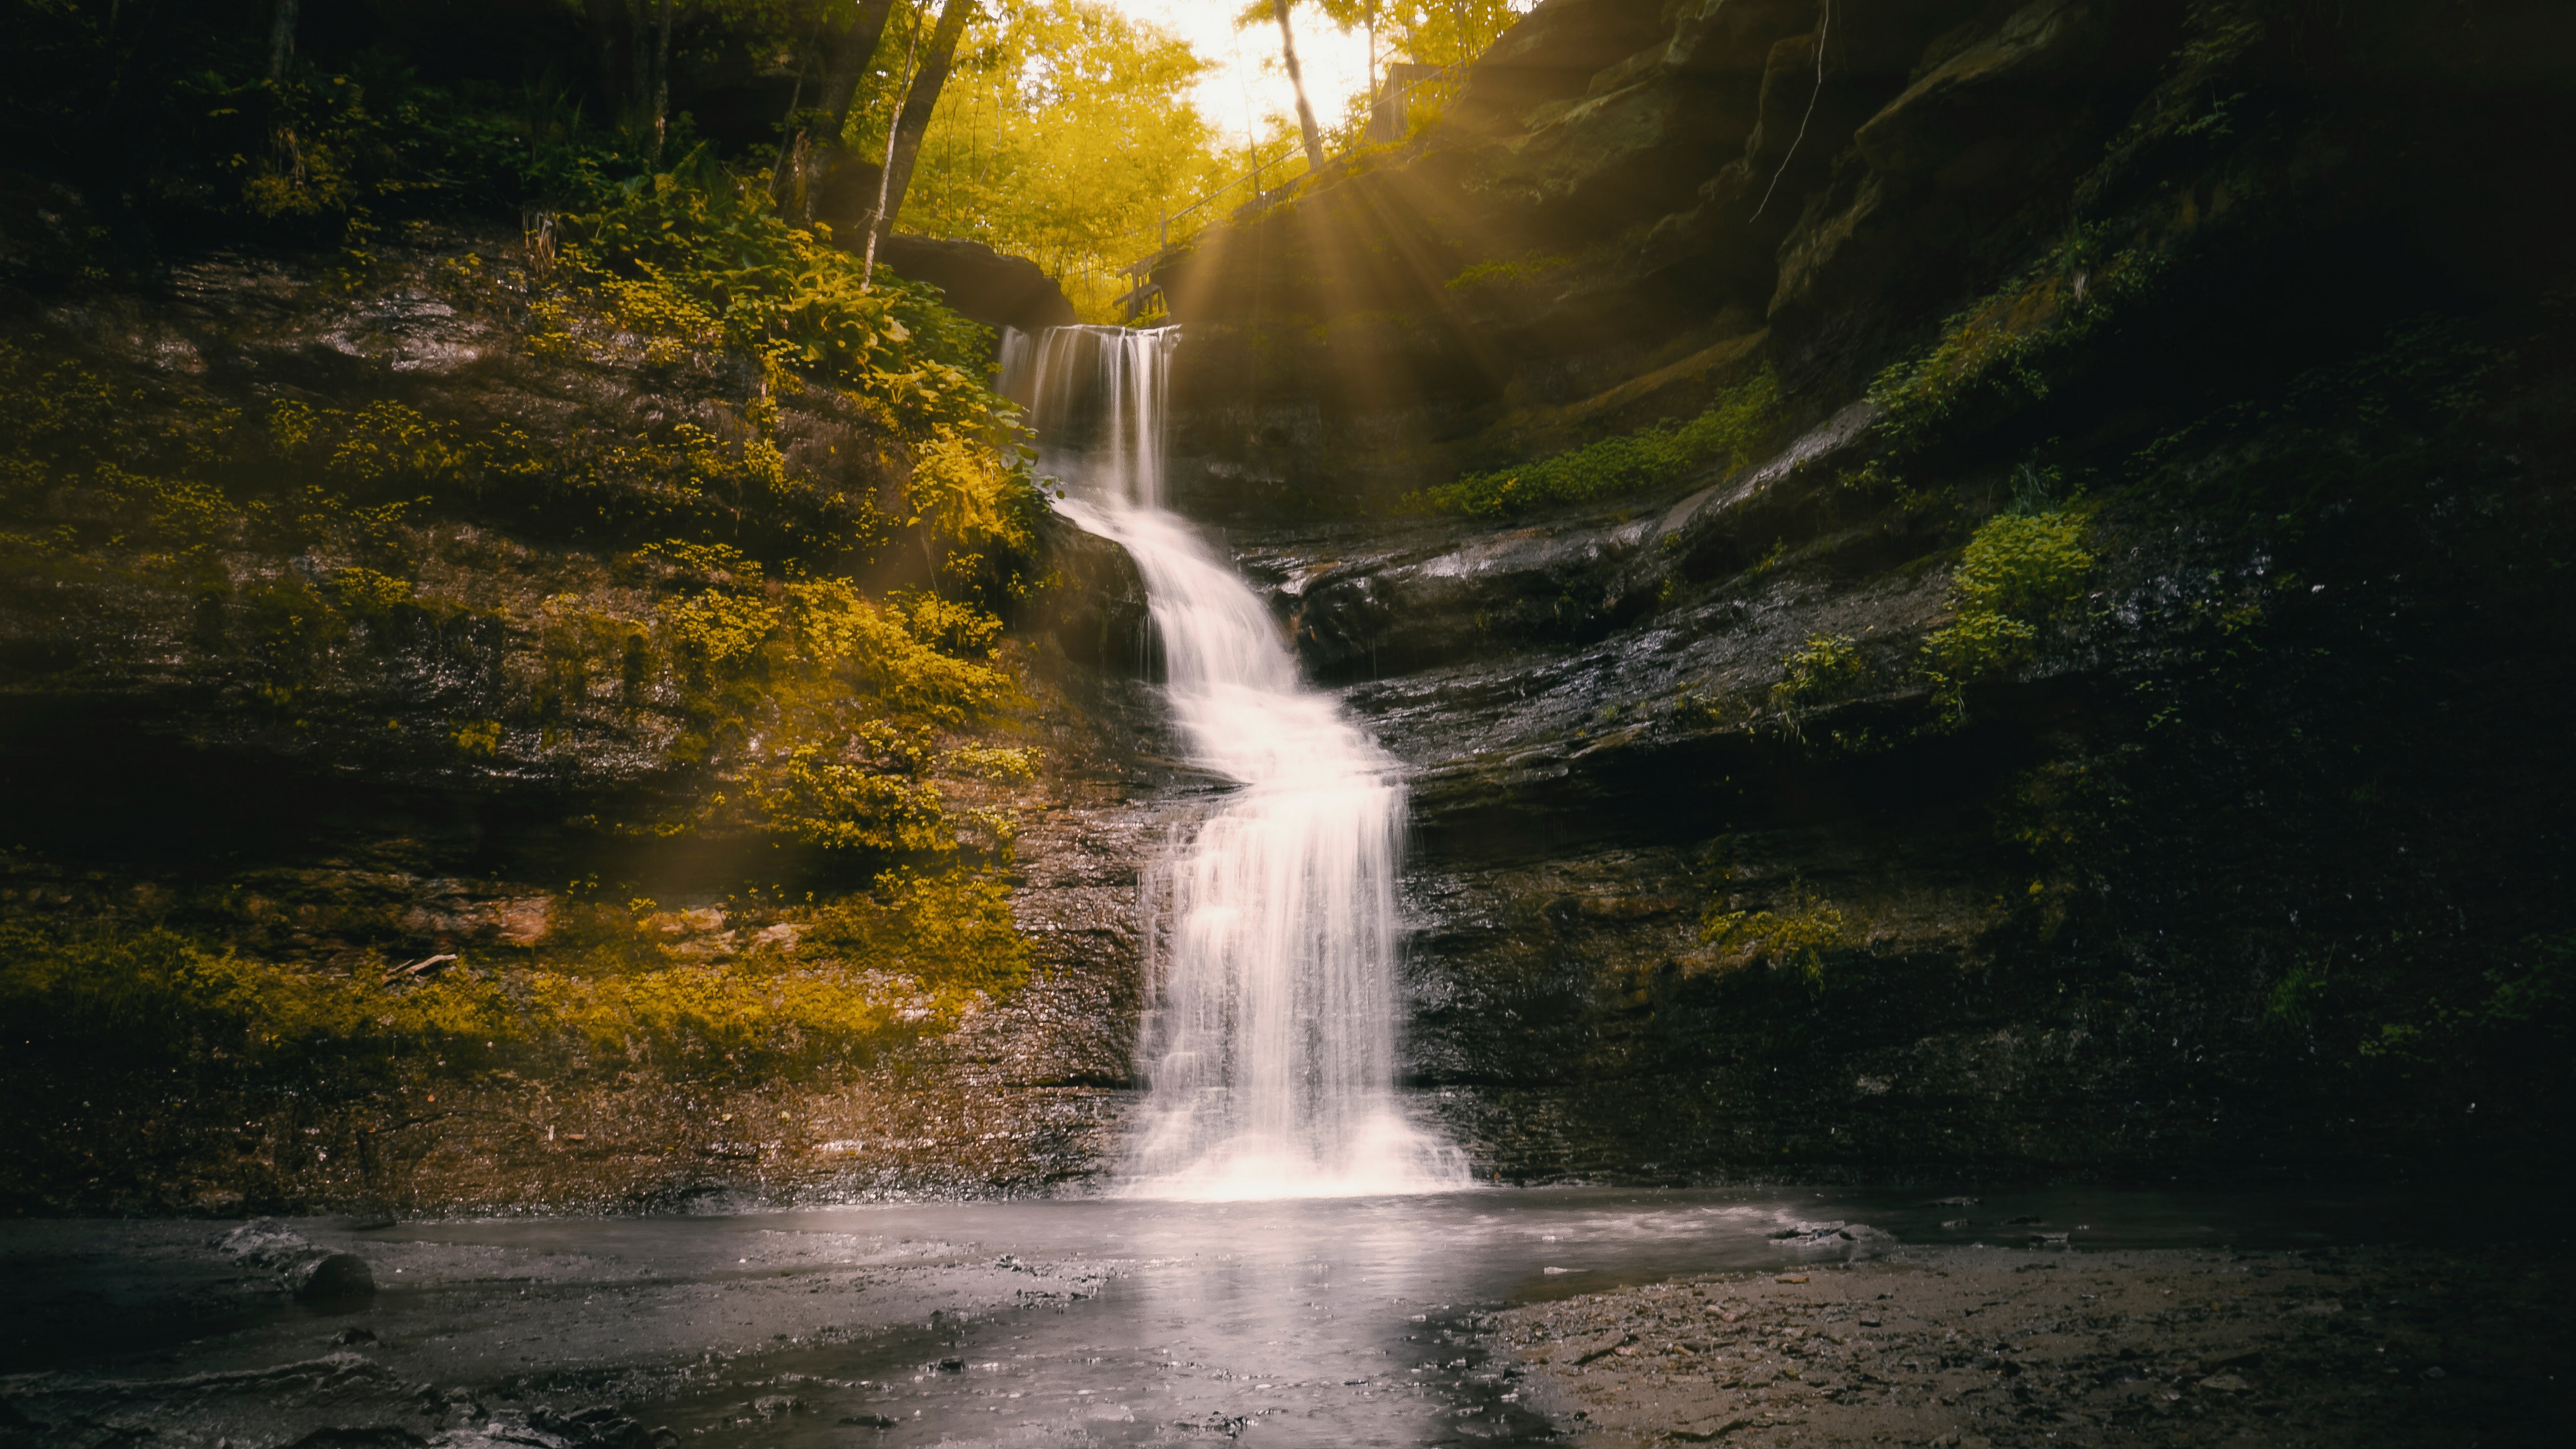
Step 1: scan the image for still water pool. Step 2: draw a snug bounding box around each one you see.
[401,1185,2399,1446]
[0,1184,2425,1448]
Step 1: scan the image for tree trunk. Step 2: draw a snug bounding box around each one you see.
[582,0,628,112]
[818,0,902,137]
[873,0,976,240]
[652,0,674,156]
[1366,2,1379,100]
[861,9,924,282]
[1272,0,1327,172]
[267,0,299,79]
[628,0,651,121]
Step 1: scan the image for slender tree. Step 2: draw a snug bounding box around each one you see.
[652,0,674,156]
[874,0,977,239]
[862,3,926,281]
[818,0,903,136]
[582,0,627,111]
[267,0,298,79]
[628,0,650,118]
[1271,0,1327,172]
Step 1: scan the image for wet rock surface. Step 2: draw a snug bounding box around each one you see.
[1180,330,2576,1185]
[0,207,1183,1214]
[0,1214,1114,1449]
[218,1220,379,1301]
[1500,1246,2576,1447]
[1112,0,2576,1188]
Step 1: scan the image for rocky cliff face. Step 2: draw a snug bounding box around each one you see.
[0,198,1167,1213]
[1143,0,2576,1184]
[1155,0,2571,512]
[4,0,2570,1209]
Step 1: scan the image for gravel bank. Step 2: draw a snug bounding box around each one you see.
[1496,1246,2571,1447]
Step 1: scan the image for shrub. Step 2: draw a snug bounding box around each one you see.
[0,864,1031,1081]
[556,156,1000,438]
[1411,368,1779,517]
[1849,227,2164,494]
[1923,509,2096,694]
[1697,879,1852,985]
[1770,633,1865,717]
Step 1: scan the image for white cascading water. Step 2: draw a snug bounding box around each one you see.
[1003,325,1468,1200]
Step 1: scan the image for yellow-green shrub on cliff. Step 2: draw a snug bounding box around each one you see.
[1697,879,1853,985]
[1924,508,2097,690]
[629,541,1030,858]
[557,156,999,437]
[0,866,1028,1079]
[1770,633,1865,727]
[899,428,1042,601]
[1411,369,1780,518]
[1852,227,2165,494]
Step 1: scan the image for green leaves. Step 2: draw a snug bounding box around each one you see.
[1923,509,2098,716]
[1949,512,2096,621]
[1413,368,1781,518]
[899,0,1239,318]
[560,156,997,436]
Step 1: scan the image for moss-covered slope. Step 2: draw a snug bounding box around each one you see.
[0,173,1155,1214]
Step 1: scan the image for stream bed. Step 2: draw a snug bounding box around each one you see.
[0,1184,2450,1448]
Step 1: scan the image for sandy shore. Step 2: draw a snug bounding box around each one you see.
[1495,1245,2571,1448]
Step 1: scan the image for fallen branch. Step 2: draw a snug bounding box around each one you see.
[380,953,458,985]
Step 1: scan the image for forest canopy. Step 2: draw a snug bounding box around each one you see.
[0,1,1529,320]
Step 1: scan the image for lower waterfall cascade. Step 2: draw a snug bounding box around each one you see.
[1003,325,1469,1199]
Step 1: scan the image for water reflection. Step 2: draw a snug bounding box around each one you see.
[1,1184,2448,1446]
[621,1181,2399,1445]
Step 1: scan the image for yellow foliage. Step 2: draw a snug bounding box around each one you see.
[903,428,1038,598]
[1924,510,2097,693]
[780,577,1013,727]
[328,401,481,489]
[742,739,951,854]
[1951,511,2096,618]
[1698,880,1852,984]
[329,567,415,616]
[659,588,782,668]
[1770,633,1864,719]
[0,864,1031,1077]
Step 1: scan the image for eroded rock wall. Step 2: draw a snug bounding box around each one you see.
[1148,0,2576,1184]
[0,205,1170,1213]
[1154,0,2570,514]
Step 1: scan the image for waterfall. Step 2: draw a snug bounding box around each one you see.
[1003,325,1468,1200]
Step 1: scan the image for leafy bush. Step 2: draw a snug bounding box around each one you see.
[1445,254,1575,291]
[1923,510,2096,691]
[557,156,1000,437]
[1770,633,1864,717]
[1411,368,1780,517]
[1951,511,2095,618]
[0,865,1029,1081]
[1849,227,2163,494]
[1697,879,1853,984]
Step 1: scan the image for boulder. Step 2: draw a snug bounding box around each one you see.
[217,1219,377,1301]
[874,235,1077,334]
[1027,510,1151,675]
[286,1253,380,1301]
